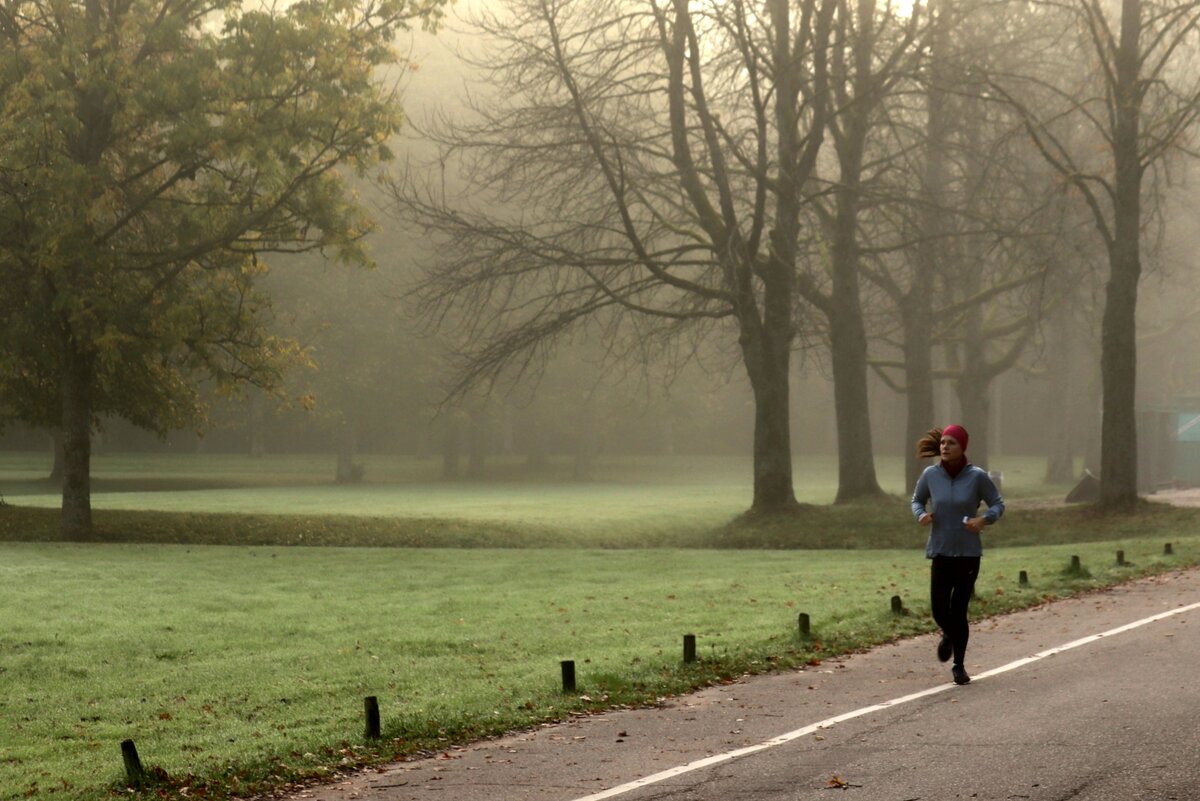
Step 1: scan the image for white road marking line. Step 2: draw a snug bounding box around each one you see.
[570,600,1200,801]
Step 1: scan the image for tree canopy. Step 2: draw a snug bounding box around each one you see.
[0,0,445,537]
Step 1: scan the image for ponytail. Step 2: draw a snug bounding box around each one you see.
[916,427,943,459]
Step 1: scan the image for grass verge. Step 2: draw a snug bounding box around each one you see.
[2,521,1198,800]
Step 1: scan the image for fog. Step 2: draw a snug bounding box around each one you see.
[3,0,1199,494]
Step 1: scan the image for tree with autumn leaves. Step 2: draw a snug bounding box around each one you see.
[0,0,443,538]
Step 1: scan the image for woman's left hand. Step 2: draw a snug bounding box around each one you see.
[964,516,986,534]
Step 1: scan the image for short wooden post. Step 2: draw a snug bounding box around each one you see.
[890,595,904,615]
[364,696,381,739]
[798,613,811,638]
[683,634,697,663]
[1019,570,1029,587]
[1165,542,1174,556]
[120,739,146,786]
[1071,555,1081,572]
[561,660,576,693]
[1116,550,1126,566]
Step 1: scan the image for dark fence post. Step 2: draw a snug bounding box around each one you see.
[890,595,904,615]
[1019,570,1029,587]
[561,660,576,693]
[364,696,381,739]
[798,613,811,638]
[120,740,146,787]
[683,634,697,663]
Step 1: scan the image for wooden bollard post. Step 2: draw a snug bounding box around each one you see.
[364,696,381,739]
[120,739,146,786]
[1116,550,1126,566]
[683,634,697,663]
[798,613,811,638]
[890,595,904,615]
[1070,555,1081,573]
[1019,570,1029,587]
[1165,542,1174,556]
[561,660,576,693]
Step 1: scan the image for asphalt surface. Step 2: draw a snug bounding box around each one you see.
[276,567,1200,801]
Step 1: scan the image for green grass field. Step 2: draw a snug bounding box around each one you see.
[0,452,1071,543]
[0,450,1071,504]
[0,451,1197,801]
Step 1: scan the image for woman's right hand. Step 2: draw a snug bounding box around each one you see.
[919,513,933,526]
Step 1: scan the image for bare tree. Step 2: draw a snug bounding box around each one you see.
[988,0,1200,509]
[806,0,926,500]
[391,0,837,514]
[864,0,1080,486]
[938,89,1071,470]
[860,0,954,491]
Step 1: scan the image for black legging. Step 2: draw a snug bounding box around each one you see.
[930,555,980,666]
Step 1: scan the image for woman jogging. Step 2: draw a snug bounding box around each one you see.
[910,424,1004,685]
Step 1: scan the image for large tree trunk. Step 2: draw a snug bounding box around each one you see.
[1100,240,1140,508]
[61,345,94,540]
[741,320,799,513]
[1083,353,1103,475]
[1099,0,1142,510]
[824,1,883,504]
[830,175,883,503]
[830,292,883,501]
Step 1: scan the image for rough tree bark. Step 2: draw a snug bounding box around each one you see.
[1098,0,1143,510]
[60,341,94,540]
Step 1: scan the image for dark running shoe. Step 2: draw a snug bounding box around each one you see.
[952,665,971,685]
[937,635,952,663]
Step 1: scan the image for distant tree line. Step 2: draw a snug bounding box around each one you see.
[388,0,1200,512]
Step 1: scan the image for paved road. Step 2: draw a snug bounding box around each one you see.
[282,569,1200,801]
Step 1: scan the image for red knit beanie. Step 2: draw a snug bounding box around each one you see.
[942,424,969,451]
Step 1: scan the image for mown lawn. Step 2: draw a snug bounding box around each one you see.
[0,452,1070,526]
[0,451,1197,801]
[1,451,1078,547]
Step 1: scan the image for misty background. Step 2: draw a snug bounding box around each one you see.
[2,0,1199,494]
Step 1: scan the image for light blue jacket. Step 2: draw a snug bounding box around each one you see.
[910,462,1005,558]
